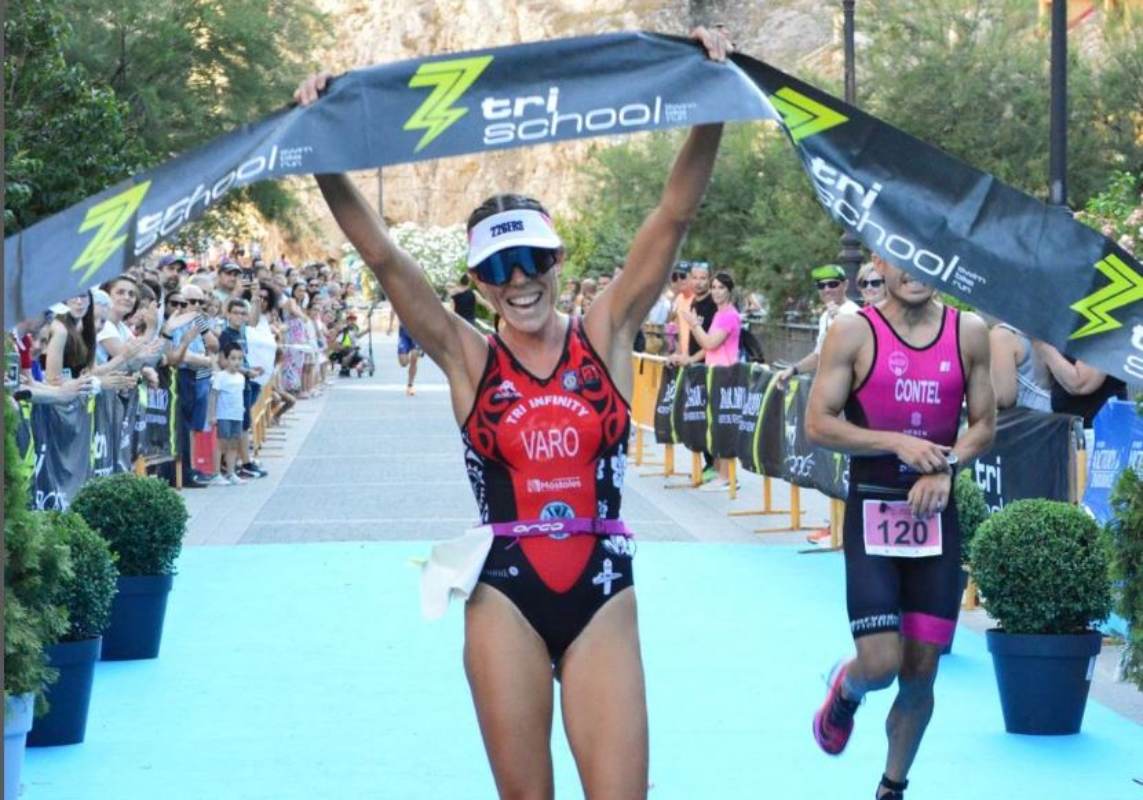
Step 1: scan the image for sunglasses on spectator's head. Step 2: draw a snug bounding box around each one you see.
[859,278,885,289]
[816,280,842,290]
[469,246,559,287]
[168,299,188,309]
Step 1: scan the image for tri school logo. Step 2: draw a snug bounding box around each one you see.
[769,87,848,143]
[1068,253,1143,340]
[403,56,494,153]
[70,182,152,283]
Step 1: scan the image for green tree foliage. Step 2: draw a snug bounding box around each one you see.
[4,1,152,232]
[861,0,1142,205]
[61,0,332,236]
[1108,466,1143,689]
[5,0,331,238]
[558,125,837,315]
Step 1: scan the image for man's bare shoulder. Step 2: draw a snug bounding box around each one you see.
[822,311,872,359]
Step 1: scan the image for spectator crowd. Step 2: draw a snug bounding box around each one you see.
[7,252,374,489]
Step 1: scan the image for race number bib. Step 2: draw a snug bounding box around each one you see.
[862,500,942,558]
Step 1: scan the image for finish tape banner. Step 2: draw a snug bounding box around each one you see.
[6,31,1141,382]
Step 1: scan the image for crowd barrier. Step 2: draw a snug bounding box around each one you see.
[630,356,1084,547]
[15,367,282,510]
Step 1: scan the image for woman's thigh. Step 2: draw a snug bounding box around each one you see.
[558,588,648,800]
[464,584,557,800]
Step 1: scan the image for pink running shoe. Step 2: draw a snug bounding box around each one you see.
[813,659,859,755]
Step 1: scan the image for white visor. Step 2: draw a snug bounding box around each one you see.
[466,209,562,267]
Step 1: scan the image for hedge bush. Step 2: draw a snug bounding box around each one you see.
[45,512,119,641]
[955,469,990,564]
[71,473,187,576]
[4,401,69,702]
[1108,467,1143,689]
[971,499,1112,635]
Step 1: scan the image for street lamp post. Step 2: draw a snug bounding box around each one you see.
[838,0,865,293]
[1048,0,1068,207]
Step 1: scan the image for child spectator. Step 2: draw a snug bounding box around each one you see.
[208,342,248,486]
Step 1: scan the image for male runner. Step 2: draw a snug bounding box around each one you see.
[396,322,422,396]
[804,261,995,800]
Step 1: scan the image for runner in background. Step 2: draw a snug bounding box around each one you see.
[296,26,730,799]
[804,262,995,800]
[397,322,422,396]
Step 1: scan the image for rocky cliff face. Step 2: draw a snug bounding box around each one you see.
[303,0,840,241]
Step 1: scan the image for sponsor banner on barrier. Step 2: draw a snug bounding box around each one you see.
[710,362,749,458]
[734,365,771,475]
[30,399,92,511]
[673,364,710,454]
[1083,399,1143,523]
[968,406,1076,513]
[654,364,681,445]
[6,33,1141,384]
[692,365,1073,506]
[91,391,140,478]
[138,382,175,459]
[779,377,848,498]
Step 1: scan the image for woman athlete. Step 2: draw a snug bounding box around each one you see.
[295,26,731,798]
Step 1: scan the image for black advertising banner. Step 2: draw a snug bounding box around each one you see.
[968,406,1077,513]
[91,391,138,477]
[138,383,175,459]
[735,365,773,475]
[673,364,710,454]
[7,33,1141,384]
[781,378,849,499]
[754,373,787,479]
[653,364,681,445]
[681,368,1068,506]
[30,400,92,511]
[732,56,1143,386]
[709,363,749,458]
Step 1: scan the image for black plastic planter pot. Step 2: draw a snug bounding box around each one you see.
[985,629,1101,735]
[28,637,102,747]
[940,568,971,656]
[102,574,174,661]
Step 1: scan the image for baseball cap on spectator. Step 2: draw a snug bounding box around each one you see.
[810,264,846,282]
[158,254,188,270]
[219,261,242,274]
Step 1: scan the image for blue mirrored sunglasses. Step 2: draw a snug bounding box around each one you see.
[470,246,559,286]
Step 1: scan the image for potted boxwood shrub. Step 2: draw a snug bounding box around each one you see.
[942,470,990,655]
[28,512,119,746]
[71,473,187,660]
[4,403,69,797]
[971,499,1112,734]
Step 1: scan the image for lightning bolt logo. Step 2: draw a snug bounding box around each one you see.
[1069,253,1143,340]
[70,182,151,283]
[770,87,848,143]
[403,56,493,153]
